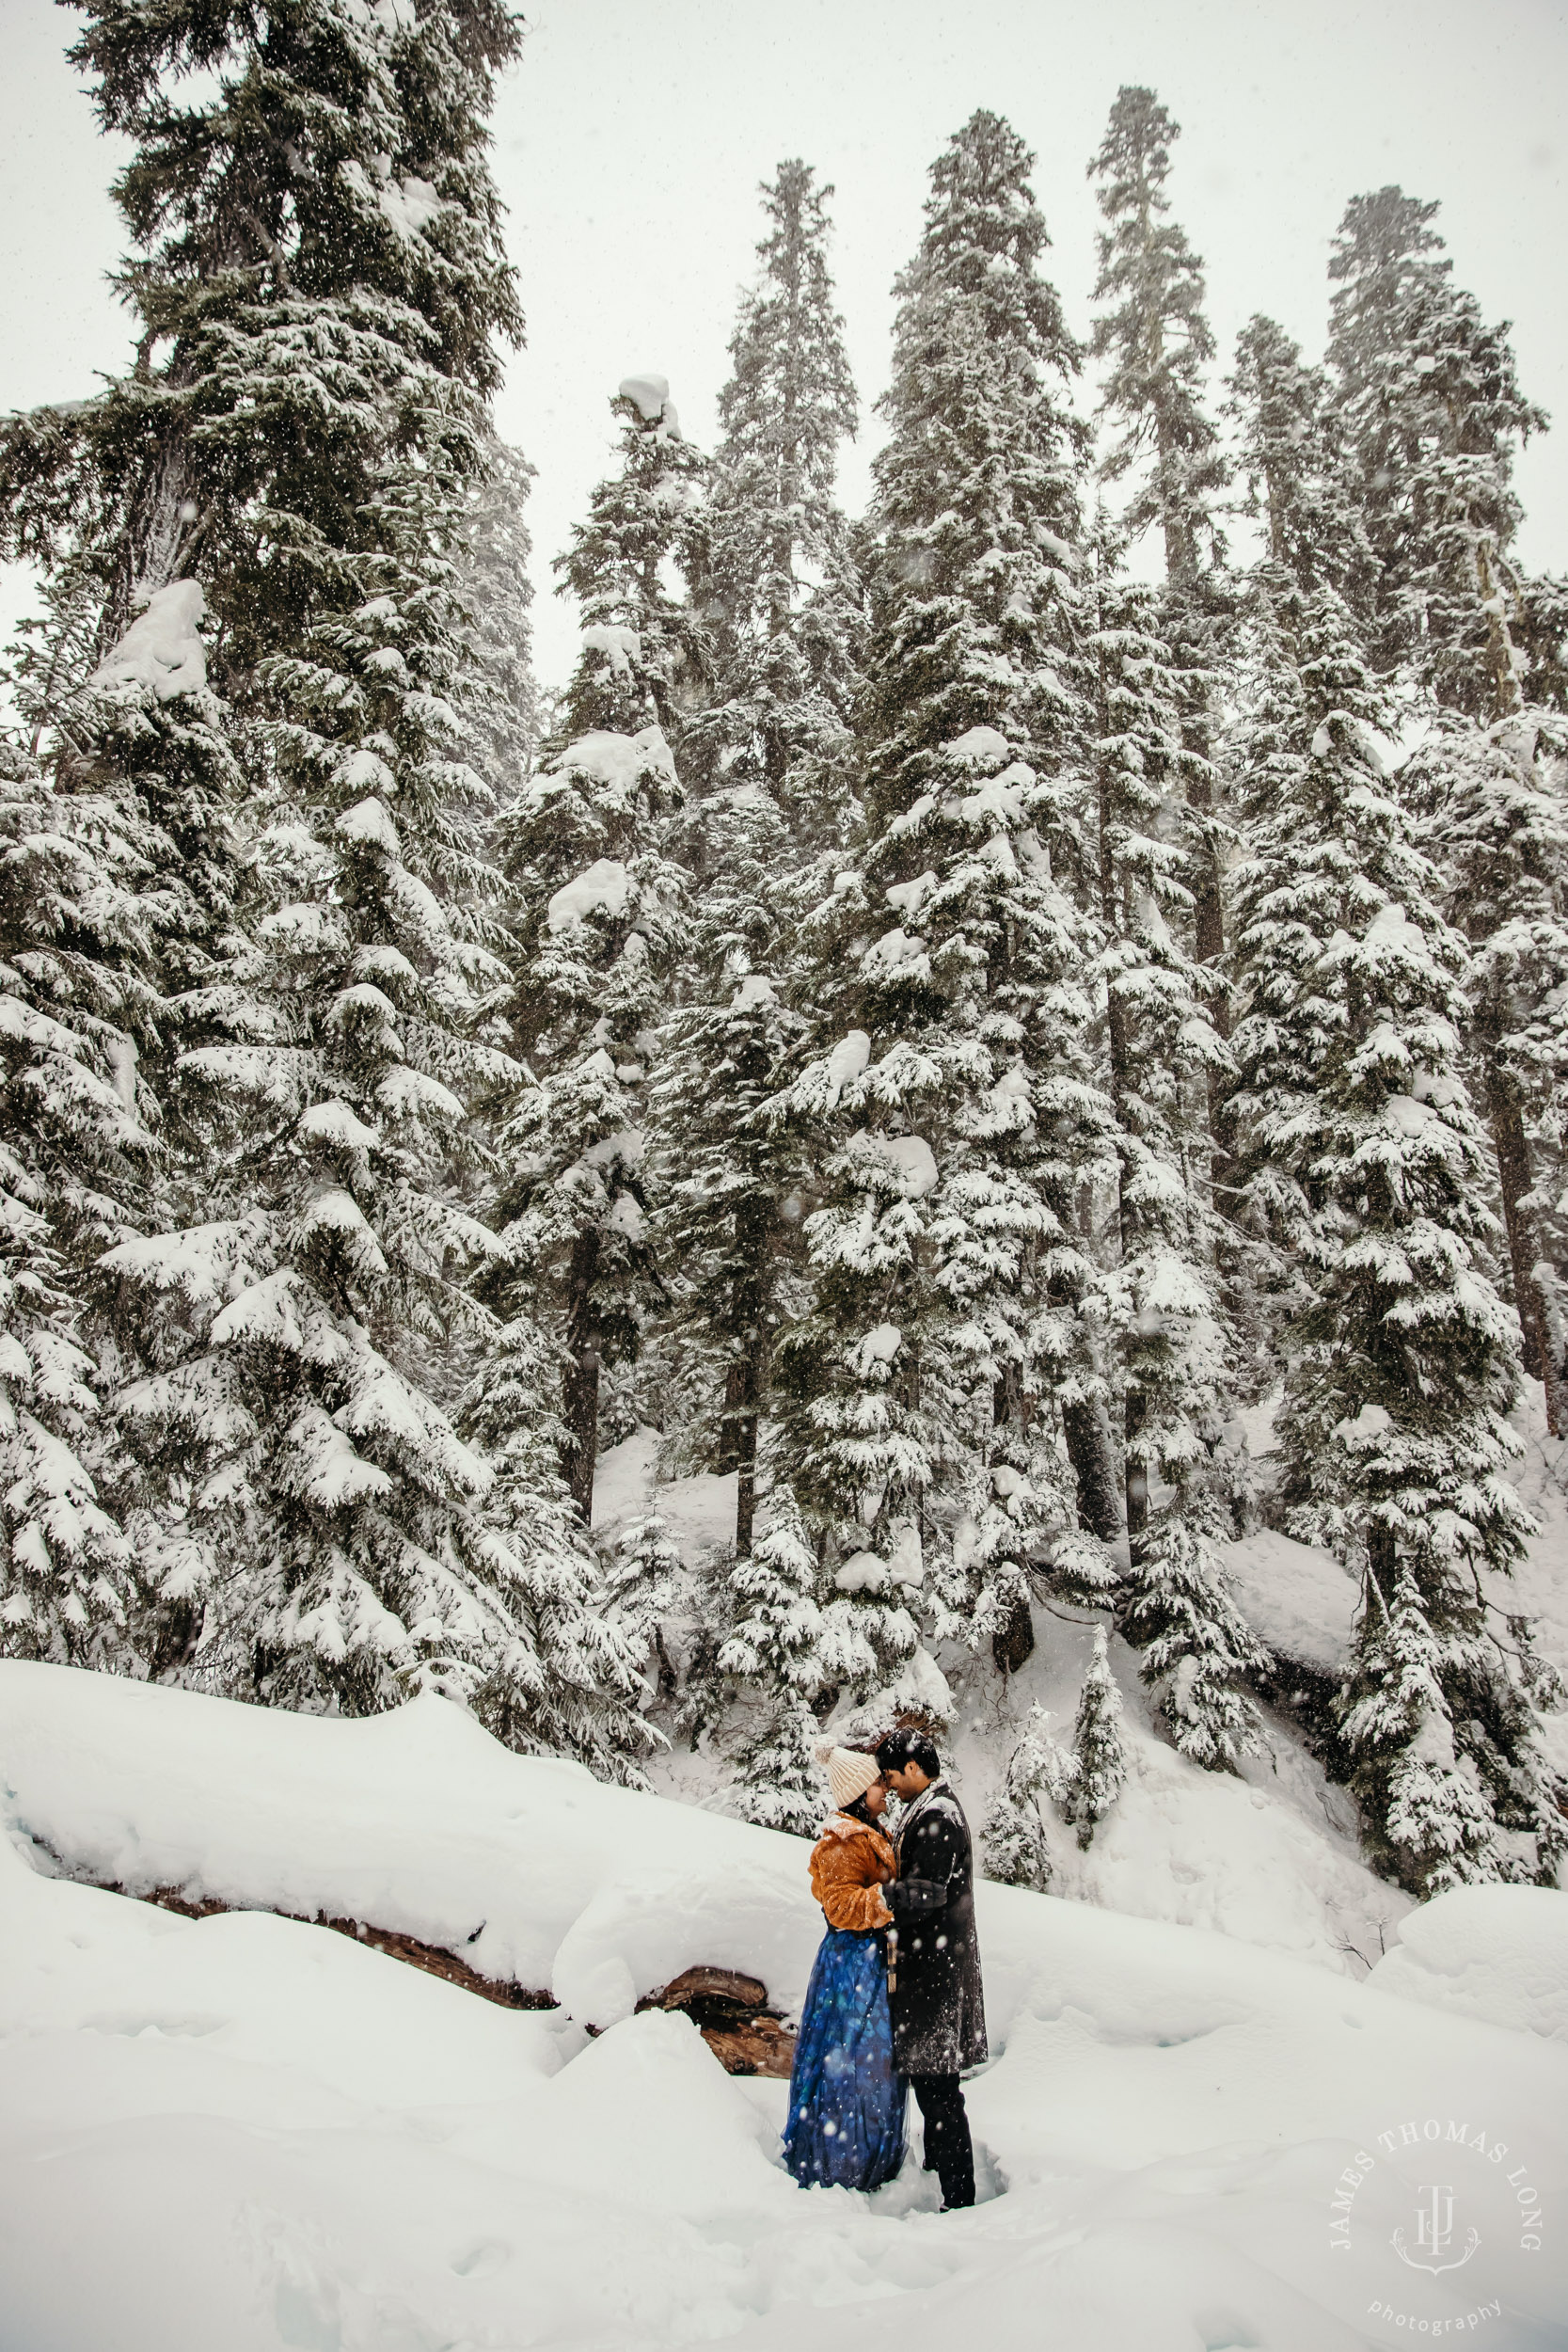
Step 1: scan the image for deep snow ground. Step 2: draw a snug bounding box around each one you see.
[3,1663,1566,2352]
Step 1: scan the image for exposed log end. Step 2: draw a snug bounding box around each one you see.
[640,1963,797,2076]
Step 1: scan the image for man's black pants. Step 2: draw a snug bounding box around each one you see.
[909,2072,974,2209]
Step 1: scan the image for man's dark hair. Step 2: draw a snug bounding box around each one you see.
[875,1727,941,1778]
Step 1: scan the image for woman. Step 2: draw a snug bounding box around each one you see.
[782,1743,907,2191]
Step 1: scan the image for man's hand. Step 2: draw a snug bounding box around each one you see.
[889,1875,947,1919]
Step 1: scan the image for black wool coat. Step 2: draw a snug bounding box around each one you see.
[887,1779,988,2076]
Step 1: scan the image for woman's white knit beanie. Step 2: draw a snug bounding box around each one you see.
[814,1740,879,1811]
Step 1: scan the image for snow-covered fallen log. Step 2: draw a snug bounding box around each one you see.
[0,1662,821,2023]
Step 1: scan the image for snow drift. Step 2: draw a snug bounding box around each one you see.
[2,1661,1566,2352]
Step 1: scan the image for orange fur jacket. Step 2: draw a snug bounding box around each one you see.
[809,1813,895,1932]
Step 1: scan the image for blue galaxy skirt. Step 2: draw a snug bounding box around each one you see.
[782,1927,907,2191]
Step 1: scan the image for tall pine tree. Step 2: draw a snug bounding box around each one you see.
[1088,87,1230,1022]
[1230,592,1560,1890]
[695,159,862,838]
[772,113,1117,1701]
[16,0,559,1717]
[1089,547,1266,1767]
[655,163,863,1554]
[1329,191,1568,1424]
[0,740,155,1667]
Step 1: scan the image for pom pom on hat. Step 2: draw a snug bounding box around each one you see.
[813,1740,880,1811]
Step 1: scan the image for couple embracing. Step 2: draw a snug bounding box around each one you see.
[782,1728,986,2212]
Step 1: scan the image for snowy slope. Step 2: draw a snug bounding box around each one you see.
[608,1387,1568,1982]
[3,1664,1566,2352]
[598,1430,1412,1975]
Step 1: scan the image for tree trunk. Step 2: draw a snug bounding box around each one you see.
[988,1370,1037,1667]
[1062,1398,1123,1542]
[1366,1520,1398,1604]
[148,1596,204,1682]
[717,1362,746,1472]
[725,1180,776,1555]
[103,429,198,649]
[1177,688,1237,1203]
[1180,709,1227,979]
[991,1595,1036,1675]
[562,1226,602,1520]
[1484,1053,1564,1436]
[1099,682,1146,1555]
[1124,1390,1149,1546]
[1474,536,1523,723]
[734,1357,760,1558]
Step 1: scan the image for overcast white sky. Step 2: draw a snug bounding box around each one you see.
[3,0,1566,687]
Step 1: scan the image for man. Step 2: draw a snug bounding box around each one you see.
[875,1726,987,2211]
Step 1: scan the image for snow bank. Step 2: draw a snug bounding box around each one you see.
[1368,1884,1568,2041]
[89,579,207,702]
[1221,1527,1359,1675]
[593,1426,738,1563]
[0,1662,816,2016]
[4,1662,1566,2351]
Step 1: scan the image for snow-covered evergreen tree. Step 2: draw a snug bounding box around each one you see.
[103,543,530,1710]
[1088,87,1230,1000]
[695,159,863,839]
[646,167,863,1536]
[981,1702,1076,1888]
[480,384,707,1524]
[1,0,521,661]
[1418,715,1568,1434]
[491,693,686,1519]
[719,1485,829,1831]
[865,111,1089,809]
[1060,1622,1128,1849]
[771,114,1118,1697]
[1222,322,1376,1360]
[455,436,537,805]
[1328,192,1568,1427]
[37,0,555,1714]
[1229,591,1560,1890]
[656,961,806,1549]
[1089,551,1266,1765]
[1226,315,1371,607]
[601,1508,681,1718]
[1327,188,1544,715]
[555,381,708,747]
[455,1312,661,1776]
[71,591,252,1132]
[0,742,156,1668]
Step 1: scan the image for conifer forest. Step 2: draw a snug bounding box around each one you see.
[6,0,1568,1916]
